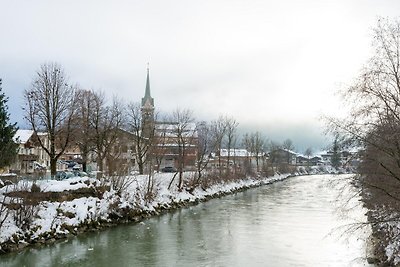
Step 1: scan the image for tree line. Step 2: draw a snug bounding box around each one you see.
[0,63,304,181]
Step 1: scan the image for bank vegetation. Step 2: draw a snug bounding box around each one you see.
[327,18,400,266]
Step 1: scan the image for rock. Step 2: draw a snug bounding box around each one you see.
[366,257,379,264]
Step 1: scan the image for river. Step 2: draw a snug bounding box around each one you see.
[0,174,372,267]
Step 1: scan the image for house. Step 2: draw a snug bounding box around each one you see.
[153,122,198,170]
[310,156,323,166]
[10,130,49,175]
[320,150,358,167]
[218,148,265,171]
[269,148,297,165]
[296,155,323,166]
[296,155,310,165]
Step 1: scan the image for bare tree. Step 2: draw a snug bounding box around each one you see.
[267,140,282,172]
[282,138,294,151]
[211,116,227,176]
[152,115,168,173]
[74,89,98,172]
[326,18,400,263]
[252,132,265,172]
[242,133,253,175]
[282,138,295,164]
[304,147,313,167]
[91,94,123,174]
[126,102,155,175]
[24,63,76,176]
[224,116,238,174]
[170,108,195,190]
[195,121,212,182]
[242,132,265,174]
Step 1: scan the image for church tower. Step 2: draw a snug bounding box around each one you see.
[141,67,155,137]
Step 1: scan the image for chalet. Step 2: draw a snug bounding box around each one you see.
[10,130,49,174]
[296,155,323,166]
[320,150,359,167]
[269,148,297,165]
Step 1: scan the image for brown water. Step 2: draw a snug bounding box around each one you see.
[0,174,372,267]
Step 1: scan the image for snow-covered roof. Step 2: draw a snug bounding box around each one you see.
[155,122,198,138]
[220,149,263,157]
[220,149,249,157]
[13,129,34,144]
[269,148,298,156]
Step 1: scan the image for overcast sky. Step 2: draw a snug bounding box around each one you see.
[1,0,400,152]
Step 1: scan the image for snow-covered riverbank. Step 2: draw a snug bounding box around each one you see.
[363,199,400,265]
[0,172,297,253]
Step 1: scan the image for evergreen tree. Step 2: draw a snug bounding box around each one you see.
[330,136,341,168]
[0,79,19,169]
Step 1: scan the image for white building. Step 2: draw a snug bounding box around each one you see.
[10,130,49,174]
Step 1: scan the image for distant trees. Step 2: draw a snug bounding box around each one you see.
[0,79,19,169]
[282,139,294,151]
[304,147,312,159]
[242,132,265,173]
[24,63,76,176]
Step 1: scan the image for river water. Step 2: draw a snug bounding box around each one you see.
[1,174,372,267]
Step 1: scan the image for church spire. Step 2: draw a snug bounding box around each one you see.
[141,64,155,138]
[145,66,151,98]
[141,65,154,107]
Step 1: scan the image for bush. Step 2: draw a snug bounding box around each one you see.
[31,183,40,193]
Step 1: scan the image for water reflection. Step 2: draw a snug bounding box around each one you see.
[0,175,372,267]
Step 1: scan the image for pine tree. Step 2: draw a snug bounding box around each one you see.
[0,79,19,169]
[330,136,341,169]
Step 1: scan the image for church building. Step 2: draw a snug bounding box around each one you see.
[140,68,198,171]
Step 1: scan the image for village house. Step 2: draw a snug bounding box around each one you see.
[268,148,297,165]
[9,129,49,175]
[320,150,360,168]
[296,155,323,166]
[208,149,266,173]
[153,122,198,171]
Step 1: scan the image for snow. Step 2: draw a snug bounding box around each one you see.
[38,177,98,192]
[0,176,97,194]
[13,129,34,144]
